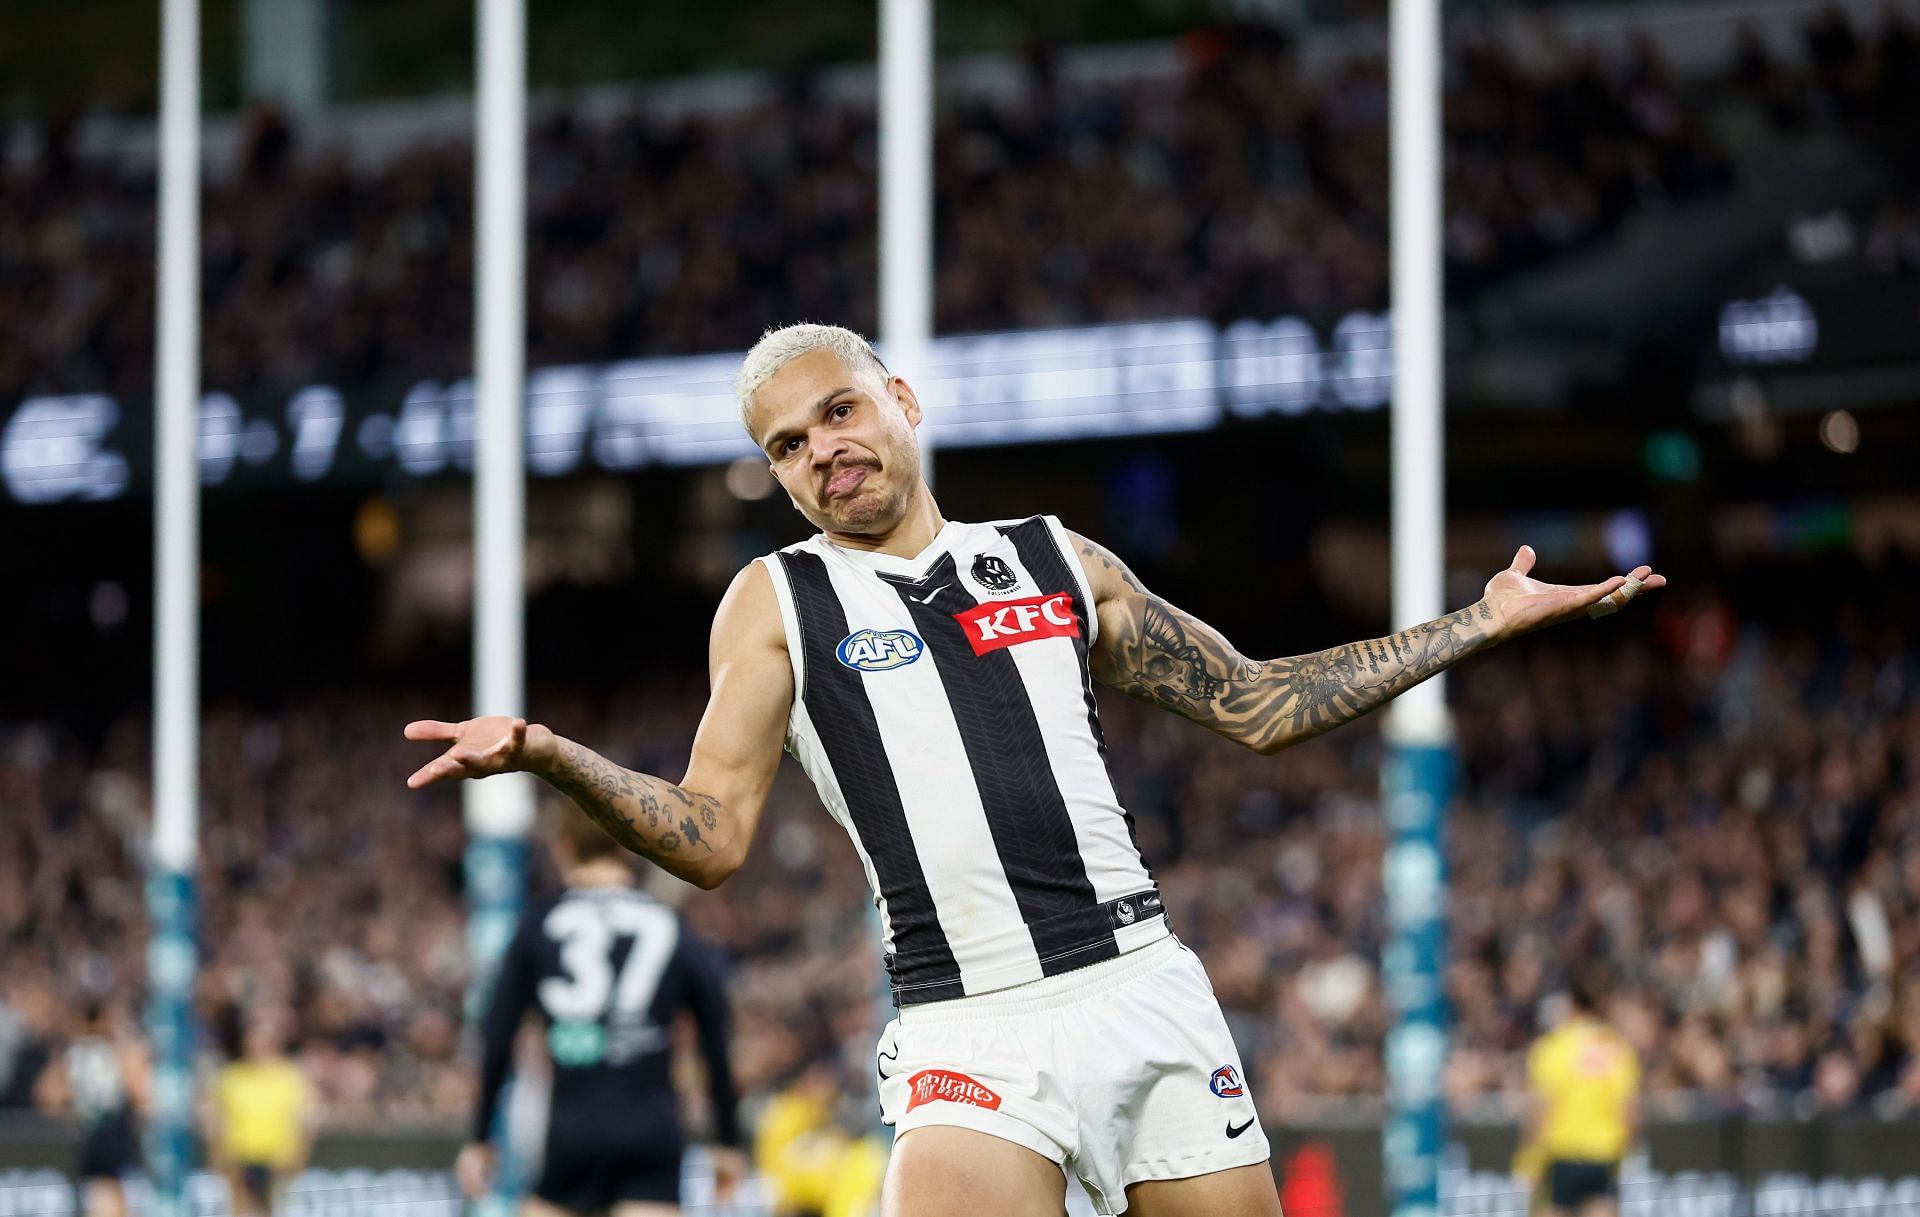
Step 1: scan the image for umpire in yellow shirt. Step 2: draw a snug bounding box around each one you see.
[205,1009,316,1217]
[1516,972,1640,1217]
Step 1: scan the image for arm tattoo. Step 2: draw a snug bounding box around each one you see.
[546,739,720,861]
[1081,538,1494,753]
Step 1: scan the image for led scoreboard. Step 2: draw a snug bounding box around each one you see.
[0,313,1395,505]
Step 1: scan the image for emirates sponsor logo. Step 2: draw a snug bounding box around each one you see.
[905,1069,1003,1113]
[952,592,1079,656]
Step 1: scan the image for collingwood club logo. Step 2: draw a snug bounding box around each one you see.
[969,553,1019,592]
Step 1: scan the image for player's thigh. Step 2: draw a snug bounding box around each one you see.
[521,1193,586,1217]
[217,1168,256,1217]
[881,1125,1066,1217]
[1577,1197,1620,1217]
[607,1203,679,1217]
[82,1180,126,1217]
[1122,1161,1283,1217]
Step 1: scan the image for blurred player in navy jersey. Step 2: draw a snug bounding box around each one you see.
[457,809,746,1217]
[36,1001,150,1217]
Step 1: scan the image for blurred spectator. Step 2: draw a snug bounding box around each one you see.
[0,19,1786,407]
[1865,196,1920,275]
[0,975,57,1109]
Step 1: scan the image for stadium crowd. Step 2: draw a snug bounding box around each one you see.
[43,3,1920,407]
[2,594,1917,1134]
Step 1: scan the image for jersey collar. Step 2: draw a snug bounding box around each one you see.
[816,519,963,578]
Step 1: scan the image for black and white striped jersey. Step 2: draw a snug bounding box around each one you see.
[759,514,1166,1005]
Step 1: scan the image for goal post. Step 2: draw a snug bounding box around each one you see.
[1384,0,1452,1208]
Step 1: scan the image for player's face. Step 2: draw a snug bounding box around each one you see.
[750,350,925,536]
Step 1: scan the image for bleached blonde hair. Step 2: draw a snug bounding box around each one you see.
[735,323,889,430]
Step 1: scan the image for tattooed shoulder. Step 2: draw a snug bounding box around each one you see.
[1073,534,1146,593]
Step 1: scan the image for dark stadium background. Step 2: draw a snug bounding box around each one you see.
[3,0,1919,1214]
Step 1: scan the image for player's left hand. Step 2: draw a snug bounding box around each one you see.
[1482,545,1667,639]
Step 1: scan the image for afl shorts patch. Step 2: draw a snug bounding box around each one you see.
[876,934,1270,1215]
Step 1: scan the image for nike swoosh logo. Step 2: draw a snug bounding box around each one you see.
[907,588,947,605]
[1226,1118,1256,1139]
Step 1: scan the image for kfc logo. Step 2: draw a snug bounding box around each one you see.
[905,1069,1003,1113]
[952,592,1080,656]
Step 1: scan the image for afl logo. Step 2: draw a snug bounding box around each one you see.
[970,553,1019,592]
[1209,1065,1245,1098]
[837,629,924,672]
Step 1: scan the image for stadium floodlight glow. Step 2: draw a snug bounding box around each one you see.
[1719,286,1818,364]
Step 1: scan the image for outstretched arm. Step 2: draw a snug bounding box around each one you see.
[404,563,792,889]
[1073,533,1664,755]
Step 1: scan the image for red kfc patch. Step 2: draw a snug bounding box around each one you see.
[952,592,1080,656]
[905,1069,1003,1113]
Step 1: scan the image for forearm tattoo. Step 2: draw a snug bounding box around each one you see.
[1081,539,1496,752]
[545,739,720,861]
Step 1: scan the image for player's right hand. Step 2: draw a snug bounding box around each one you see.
[710,1146,749,1203]
[454,1142,496,1200]
[404,716,556,788]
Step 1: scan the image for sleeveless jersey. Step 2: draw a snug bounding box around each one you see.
[65,1036,129,1126]
[759,515,1165,1005]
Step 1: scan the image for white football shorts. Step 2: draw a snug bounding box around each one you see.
[875,934,1271,1214]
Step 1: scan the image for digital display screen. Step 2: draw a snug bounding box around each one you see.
[0,312,1396,506]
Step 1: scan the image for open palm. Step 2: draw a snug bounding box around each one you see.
[1483,545,1667,638]
[403,716,554,789]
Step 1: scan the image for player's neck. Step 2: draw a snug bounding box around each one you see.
[824,489,946,559]
[566,858,635,888]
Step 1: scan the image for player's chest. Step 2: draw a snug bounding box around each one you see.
[826,542,1086,680]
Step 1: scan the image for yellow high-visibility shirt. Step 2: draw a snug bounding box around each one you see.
[753,1088,843,1213]
[215,1060,310,1169]
[1528,1017,1639,1163]
[822,1135,888,1217]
